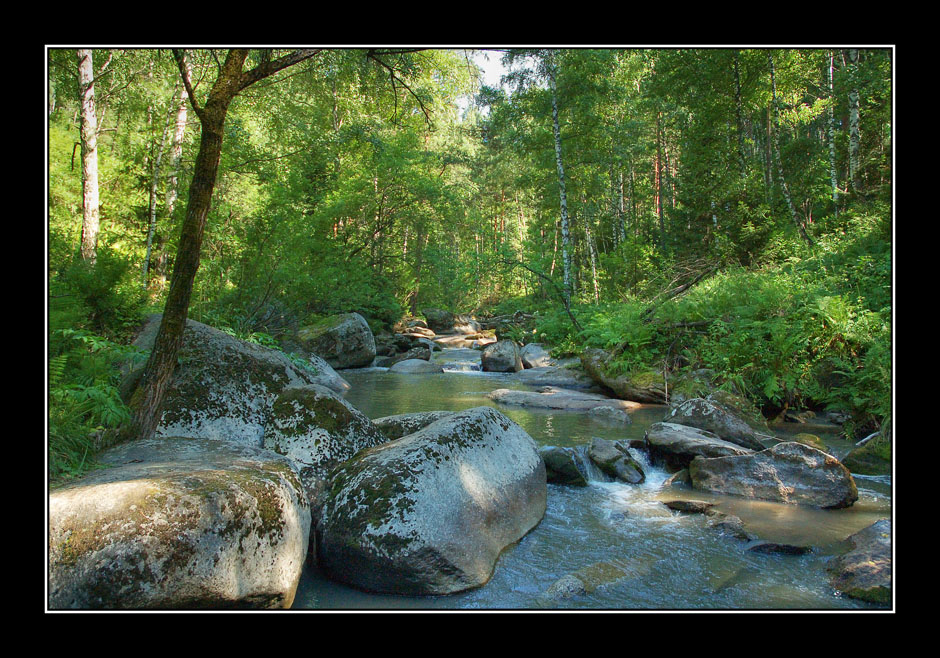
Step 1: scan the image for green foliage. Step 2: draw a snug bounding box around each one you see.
[48,329,148,482]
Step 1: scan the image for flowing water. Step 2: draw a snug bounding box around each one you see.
[292,348,891,611]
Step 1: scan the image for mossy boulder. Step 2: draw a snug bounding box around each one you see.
[841,433,892,476]
[580,348,666,403]
[421,308,455,333]
[262,384,389,509]
[295,312,376,369]
[123,314,347,448]
[48,437,311,609]
[689,442,858,509]
[315,406,546,595]
[827,519,892,605]
[665,397,767,451]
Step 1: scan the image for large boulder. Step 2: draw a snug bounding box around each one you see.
[295,312,376,369]
[315,406,547,595]
[827,519,892,605]
[688,441,858,509]
[580,348,666,403]
[372,411,456,441]
[665,398,768,451]
[48,437,311,609]
[123,315,348,447]
[645,421,754,471]
[481,340,524,372]
[261,384,388,508]
[841,433,892,476]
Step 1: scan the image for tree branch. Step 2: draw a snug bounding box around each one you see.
[172,49,204,122]
[365,49,433,128]
[238,48,322,92]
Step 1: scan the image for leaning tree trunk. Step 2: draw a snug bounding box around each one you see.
[128,48,320,443]
[76,49,100,264]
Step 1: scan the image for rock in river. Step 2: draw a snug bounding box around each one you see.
[688,441,858,509]
[48,437,311,609]
[827,519,892,604]
[122,314,348,448]
[315,406,547,595]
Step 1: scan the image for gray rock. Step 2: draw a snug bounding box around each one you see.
[262,384,388,508]
[514,364,596,390]
[588,437,645,484]
[421,308,455,333]
[689,441,859,509]
[488,387,638,412]
[587,406,633,424]
[388,358,444,374]
[315,407,546,595]
[48,437,311,609]
[645,421,754,471]
[666,398,767,451]
[827,519,892,605]
[372,411,457,440]
[124,314,347,448]
[295,312,376,369]
[540,446,589,486]
[520,343,553,369]
[580,348,667,403]
[481,340,524,372]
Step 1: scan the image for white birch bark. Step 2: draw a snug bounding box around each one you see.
[547,55,572,304]
[827,51,840,212]
[76,49,100,264]
[847,48,861,193]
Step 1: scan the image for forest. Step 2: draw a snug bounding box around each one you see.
[46,47,893,484]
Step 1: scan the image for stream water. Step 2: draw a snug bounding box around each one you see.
[292,348,891,611]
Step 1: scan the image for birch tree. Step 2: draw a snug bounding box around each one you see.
[847,48,862,194]
[545,51,573,306]
[76,49,100,264]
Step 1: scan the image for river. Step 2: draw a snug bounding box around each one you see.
[291,348,891,611]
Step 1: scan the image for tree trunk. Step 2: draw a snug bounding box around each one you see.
[128,48,319,442]
[547,57,572,306]
[143,96,174,289]
[827,51,840,213]
[76,49,100,264]
[732,50,748,182]
[768,52,814,247]
[847,48,862,194]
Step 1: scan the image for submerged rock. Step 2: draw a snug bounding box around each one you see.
[123,314,347,447]
[538,555,659,605]
[827,519,892,605]
[315,406,546,595]
[388,358,444,374]
[488,387,638,412]
[48,437,311,609]
[689,441,858,509]
[295,312,376,369]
